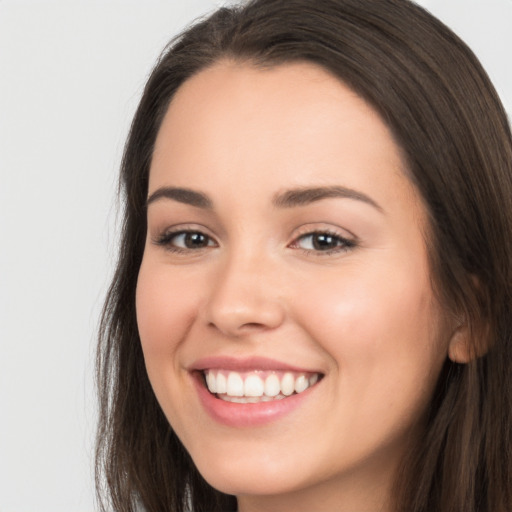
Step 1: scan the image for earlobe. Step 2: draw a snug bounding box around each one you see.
[447,321,488,364]
[447,324,473,364]
[447,275,492,364]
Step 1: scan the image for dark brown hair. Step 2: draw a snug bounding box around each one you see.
[96,1,512,511]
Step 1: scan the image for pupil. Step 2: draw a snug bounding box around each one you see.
[313,234,337,250]
[185,232,207,248]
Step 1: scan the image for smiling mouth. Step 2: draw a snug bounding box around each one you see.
[203,369,323,403]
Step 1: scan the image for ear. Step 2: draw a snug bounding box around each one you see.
[447,323,473,364]
[447,319,489,364]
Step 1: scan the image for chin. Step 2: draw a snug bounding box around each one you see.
[202,471,307,498]
[190,448,314,497]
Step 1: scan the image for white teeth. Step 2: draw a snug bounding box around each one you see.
[217,373,227,394]
[264,374,280,397]
[295,375,308,393]
[245,374,264,397]
[281,372,295,396]
[221,394,287,403]
[223,396,261,403]
[204,369,321,400]
[206,371,217,393]
[226,372,244,397]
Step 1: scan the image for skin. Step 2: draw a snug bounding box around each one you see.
[136,61,461,512]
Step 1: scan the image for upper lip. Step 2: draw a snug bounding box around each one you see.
[189,356,322,374]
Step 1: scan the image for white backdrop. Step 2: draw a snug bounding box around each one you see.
[0,1,510,511]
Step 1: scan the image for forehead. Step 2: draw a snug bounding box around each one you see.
[150,60,424,222]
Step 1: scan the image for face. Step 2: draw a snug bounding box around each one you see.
[136,61,456,511]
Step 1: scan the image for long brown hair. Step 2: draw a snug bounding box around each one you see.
[96,1,512,511]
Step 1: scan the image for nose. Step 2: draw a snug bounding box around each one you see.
[202,250,286,338]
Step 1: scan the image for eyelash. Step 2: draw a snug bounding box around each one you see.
[153,229,217,254]
[291,230,356,255]
[153,228,357,256]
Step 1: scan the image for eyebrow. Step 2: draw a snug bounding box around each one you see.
[146,185,383,213]
[146,187,213,209]
[272,186,383,212]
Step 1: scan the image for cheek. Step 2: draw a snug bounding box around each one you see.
[298,267,435,346]
[135,258,207,433]
[305,254,440,346]
[295,263,446,419]
[135,259,197,369]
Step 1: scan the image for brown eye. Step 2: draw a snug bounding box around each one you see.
[155,230,217,251]
[294,231,355,253]
[311,233,339,250]
[181,232,210,248]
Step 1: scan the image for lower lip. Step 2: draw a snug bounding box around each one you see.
[192,372,318,427]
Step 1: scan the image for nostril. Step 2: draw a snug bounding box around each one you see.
[241,322,267,330]
[208,320,270,334]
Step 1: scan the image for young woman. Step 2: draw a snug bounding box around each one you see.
[96,1,512,511]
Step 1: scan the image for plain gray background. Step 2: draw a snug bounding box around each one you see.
[0,1,510,510]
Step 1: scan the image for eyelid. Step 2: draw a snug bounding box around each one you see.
[151,222,215,237]
[150,222,357,256]
[151,224,219,252]
[288,224,358,255]
[292,223,356,240]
